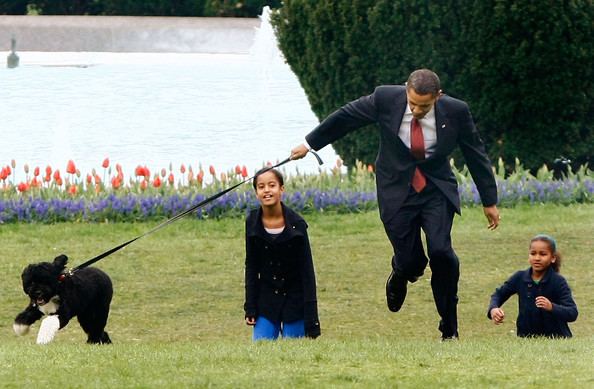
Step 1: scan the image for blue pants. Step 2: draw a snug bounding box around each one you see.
[253,316,305,341]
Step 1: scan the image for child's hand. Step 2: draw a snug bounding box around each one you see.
[535,296,553,311]
[245,316,256,326]
[490,307,505,324]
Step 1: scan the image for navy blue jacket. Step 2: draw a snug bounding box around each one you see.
[244,203,320,337]
[487,267,578,338]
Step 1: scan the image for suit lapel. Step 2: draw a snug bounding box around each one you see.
[390,91,409,151]
[432,99,452,158]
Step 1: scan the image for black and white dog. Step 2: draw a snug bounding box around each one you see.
[13,254,113,344]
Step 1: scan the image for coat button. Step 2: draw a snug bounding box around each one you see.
[273,276,277,280]
[275,290,279,294]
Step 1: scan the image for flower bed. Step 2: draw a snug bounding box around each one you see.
[0,158,592,223]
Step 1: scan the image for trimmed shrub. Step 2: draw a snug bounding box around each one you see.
[273,0,594,171]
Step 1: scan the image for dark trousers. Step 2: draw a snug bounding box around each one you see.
[383,181,460,337]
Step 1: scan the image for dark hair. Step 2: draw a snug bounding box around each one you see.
[406,69,441,96]
[252,168,284,190]
[531,234,562,272]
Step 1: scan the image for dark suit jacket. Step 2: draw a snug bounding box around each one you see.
[306,85,498,224]
[244,203,320,336]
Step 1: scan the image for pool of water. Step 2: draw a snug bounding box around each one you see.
[1,51,339,182]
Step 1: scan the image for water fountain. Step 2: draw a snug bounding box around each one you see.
[1,12,339,183]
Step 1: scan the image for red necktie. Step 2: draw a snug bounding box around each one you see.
[410,118,427,192]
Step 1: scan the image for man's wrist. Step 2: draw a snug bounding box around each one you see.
[303,139,312,151]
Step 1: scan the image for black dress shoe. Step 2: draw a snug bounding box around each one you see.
[386,271,407,312]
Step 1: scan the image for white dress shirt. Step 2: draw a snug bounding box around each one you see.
[398,105,437,158]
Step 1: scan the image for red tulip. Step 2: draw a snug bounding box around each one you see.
[116,163,123,174]
[53,169,61,181]
[187,167,194,182]
[33,166,40,177]
[180,164,186,174]
[94,174,101,185]
[168,173,174,185]
[140,180,148,190]
[55,177,63,186]
[143,166,150,179]
[111,176,121,189]
[367,164,374,173]
[6,166,11,176]
[45,166,52,177]
[235,165,241,175]
[31,177,41,188]
[153,176,161,188]
[0,167,7,180]
[102,158,110,169]
[135,165,145,177]
[197,170,204,184]
[209,165,215,176]
[66,160,76,174]
[241,166,248,178]
[86,174,92,185]
[17,182,29,192]
[68,185,77,195]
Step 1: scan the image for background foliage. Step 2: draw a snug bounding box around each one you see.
[0,0,282,17]
[273,0,594,171]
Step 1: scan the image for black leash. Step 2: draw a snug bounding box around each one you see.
[63,151,323,278]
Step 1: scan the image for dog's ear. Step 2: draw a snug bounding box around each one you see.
[53,255,68,270]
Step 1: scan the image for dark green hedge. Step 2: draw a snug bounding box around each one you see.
[1,0,281,17]
[273,0,594,171]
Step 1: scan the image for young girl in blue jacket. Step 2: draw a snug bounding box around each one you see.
[487,234,578,338]
[244,168,320,341]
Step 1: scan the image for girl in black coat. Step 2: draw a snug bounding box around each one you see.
[244,168,320,340]
[488,234,578,338]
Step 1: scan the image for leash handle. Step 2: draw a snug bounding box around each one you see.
[309,149,324,165]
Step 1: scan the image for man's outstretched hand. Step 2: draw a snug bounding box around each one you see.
[290,144,309,160]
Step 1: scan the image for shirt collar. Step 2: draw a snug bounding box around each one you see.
[404,104,436,123]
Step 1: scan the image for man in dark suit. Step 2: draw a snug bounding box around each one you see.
[290,69,500,340]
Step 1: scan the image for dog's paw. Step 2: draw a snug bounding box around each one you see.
[36,315,60,345]
[13,323,30,336]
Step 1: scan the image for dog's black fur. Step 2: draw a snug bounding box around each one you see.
[14,254,113,344]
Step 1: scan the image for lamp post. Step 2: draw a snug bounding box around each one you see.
[7,36,20,68]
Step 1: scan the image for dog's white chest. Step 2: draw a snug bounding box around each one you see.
[37,296,60,315]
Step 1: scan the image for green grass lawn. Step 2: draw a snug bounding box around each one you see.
[1,204,593,388]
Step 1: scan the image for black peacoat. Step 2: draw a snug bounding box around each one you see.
[487,267,578,338]
[244,203,320,337]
